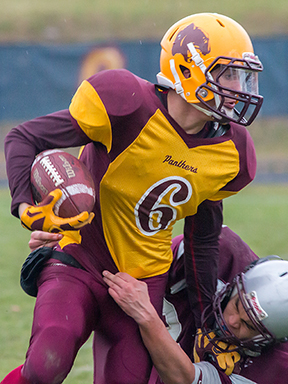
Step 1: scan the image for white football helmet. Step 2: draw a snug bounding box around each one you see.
[204,257,288,355]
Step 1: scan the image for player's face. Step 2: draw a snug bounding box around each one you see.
[211,65,241,111]
[213,66,241,90]
[223,293,259,340]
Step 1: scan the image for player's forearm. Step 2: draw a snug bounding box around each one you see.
[184,199,223,327]
[5,110,90,218]
[19,203,30,218]
[102,270,195,383]
[138,311,195,384]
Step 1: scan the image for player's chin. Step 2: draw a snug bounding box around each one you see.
[213,112,231,126]
[218,106,235,123]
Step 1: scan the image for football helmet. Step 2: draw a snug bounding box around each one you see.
[203,257,288,356]
[157,13,263,126]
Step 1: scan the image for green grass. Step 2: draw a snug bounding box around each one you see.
[1,183,288,381]
[1,0,288,43]
[223,184,288,259]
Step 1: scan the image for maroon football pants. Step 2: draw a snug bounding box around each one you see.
[13,262,167,384]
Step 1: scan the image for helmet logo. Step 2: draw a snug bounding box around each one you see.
[245,291,268,322]
[172,23,211,62]
[242,52,258,62]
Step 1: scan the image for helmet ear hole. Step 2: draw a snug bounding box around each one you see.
[180,65,191,79]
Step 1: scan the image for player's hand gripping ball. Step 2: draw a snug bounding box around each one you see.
[21,149,96,233]
[21,189,94,233]
[193,329,242,376]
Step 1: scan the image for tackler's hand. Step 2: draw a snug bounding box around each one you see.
[20,189,94,233]
[28,231,63,252]
[193,329,242,376]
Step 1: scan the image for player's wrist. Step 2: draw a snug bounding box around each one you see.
[137,305,159,328]
[19,202,30,218]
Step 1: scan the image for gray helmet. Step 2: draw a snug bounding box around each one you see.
[243,258,288,342]
[203,257,288,355]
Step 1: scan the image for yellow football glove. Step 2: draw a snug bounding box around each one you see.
[21,189,94,233]
[193,329,242,376]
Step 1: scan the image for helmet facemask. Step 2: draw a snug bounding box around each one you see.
[196,55,264,126]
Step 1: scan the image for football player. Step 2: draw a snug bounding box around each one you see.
[103,227,288,384]
[4,13,263,384]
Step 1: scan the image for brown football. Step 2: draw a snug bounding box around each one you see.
[31,149,95,218]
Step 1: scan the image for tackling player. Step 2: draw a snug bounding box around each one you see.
[103,227,288,384]
[4,13,263,384]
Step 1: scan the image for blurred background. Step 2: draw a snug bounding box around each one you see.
[0,0,288,382]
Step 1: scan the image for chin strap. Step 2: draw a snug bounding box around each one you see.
[190,102,214,117]
[187,42,208,74]
[187,42,220,101]
[169,58,185,96]
[169,42,223,121]
[187,42,223,120]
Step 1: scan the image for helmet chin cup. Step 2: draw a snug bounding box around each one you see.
[190,102,223,122]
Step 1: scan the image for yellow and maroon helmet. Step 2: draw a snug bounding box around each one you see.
[157,13,263,126]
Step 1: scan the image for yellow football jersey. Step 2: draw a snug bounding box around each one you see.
[67,69,256,279]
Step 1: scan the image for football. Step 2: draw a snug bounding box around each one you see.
[30,149,96,218]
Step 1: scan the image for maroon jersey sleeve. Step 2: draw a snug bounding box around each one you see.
[182,123,256,328]
[4,110,90,217]
[217,226,258,283]
[183,199,223,328]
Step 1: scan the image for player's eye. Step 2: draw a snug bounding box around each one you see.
[245,322,256,332]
